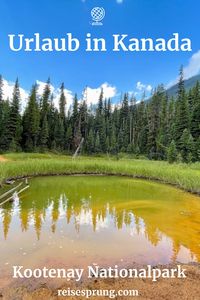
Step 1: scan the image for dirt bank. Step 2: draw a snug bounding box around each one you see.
[1,264,199,300]
[0,155,8,162]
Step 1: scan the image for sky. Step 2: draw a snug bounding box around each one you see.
[0,0,200,107]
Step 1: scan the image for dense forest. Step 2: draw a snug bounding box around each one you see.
[0,67,199,163]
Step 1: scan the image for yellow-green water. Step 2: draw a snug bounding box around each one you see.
[0,176,200,278]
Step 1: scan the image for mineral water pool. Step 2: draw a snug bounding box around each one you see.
[0,176,200,285]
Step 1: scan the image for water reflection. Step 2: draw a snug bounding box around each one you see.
[0,176,200,265]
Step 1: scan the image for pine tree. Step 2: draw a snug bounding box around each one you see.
[191,82,200,140]
[110,125,117,154]
[99,117,107,152]
[72,94,81,149]
[87,129,94,154]
[119,93,129,150]
[97,88,103,115]
[136,100,148,154]
[167,96,176,141]
[54,112,64,150]
[59,82,66,121]
[174,67,190,149]
[0,100,10,151]
[65,124,73,151]
[0,75,3,103]
[0,75,4,144]
[95,132,100,153]
[187,88,194,124]
[47,95,57,149]
[194,137,200,161]
[106,99,113,148]
[177,65,185,98]
[39,79,51,150]
[167,140,177,163]
[180,129,194,163]
[79,99,88,139]
[7,78,22,151]
[22,84,40,151]
[95,89,106,152]
[72,94,79,128]
[118,129,124,152]
[157,94,169,159]
[40,114,49,150]
[147,86,164,159]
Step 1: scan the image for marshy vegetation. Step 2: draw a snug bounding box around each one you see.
[1,153,200,195]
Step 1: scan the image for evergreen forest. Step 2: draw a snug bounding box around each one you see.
[0,67,199,164]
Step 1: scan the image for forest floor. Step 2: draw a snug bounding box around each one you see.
[1,264,199,300]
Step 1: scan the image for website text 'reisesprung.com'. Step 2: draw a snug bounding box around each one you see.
[58,288,139,298]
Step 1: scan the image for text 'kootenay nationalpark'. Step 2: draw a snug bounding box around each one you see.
[13,265,187,282]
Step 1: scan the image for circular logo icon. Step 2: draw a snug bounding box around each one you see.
[91,7,105,22]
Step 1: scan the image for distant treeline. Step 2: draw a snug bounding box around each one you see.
[0,67,199,163]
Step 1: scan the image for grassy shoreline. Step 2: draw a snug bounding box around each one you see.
[0,153,200,195]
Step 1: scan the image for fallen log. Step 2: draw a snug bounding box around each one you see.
[0,185,29,207]
[0,182,23,201]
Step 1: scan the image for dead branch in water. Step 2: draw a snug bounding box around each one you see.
[0,185,30,207]
[0,182,23,201]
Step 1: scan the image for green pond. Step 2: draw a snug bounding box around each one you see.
[0,176,200,280]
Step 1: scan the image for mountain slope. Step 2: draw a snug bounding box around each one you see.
[167,74,200,97]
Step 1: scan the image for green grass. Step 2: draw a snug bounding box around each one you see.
[0,153,200,194]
